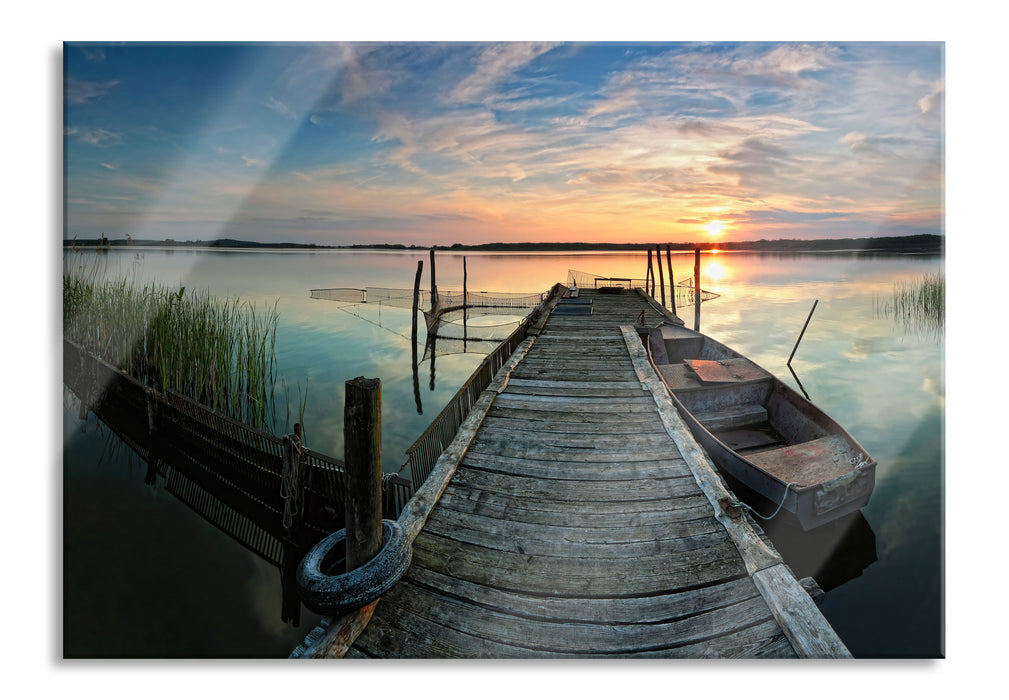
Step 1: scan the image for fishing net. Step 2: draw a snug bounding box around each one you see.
[310,287,544,310]
[565,269,719,305]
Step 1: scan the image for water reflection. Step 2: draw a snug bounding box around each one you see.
[63,248,943,657]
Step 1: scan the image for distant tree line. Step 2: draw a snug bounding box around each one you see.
[64,233,943,254]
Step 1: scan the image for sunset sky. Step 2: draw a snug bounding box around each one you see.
[64,41,944,246]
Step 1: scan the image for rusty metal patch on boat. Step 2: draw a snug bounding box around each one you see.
[685,358,770,383]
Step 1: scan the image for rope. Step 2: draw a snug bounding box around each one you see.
[731,481,800,521]
[281,433,304,530]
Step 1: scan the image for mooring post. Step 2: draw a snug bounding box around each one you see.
[412,260,424,415]
[656,244,666,309]
[411,260,423,345]
[345,377,384,571]
[429,248,439,313]
[646,248,654,296]
[694,248,701,331]
[463,256,468,346]
[666,245,676,313]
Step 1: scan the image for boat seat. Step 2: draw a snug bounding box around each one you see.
[695,404,768,431]
[746,435,856,487]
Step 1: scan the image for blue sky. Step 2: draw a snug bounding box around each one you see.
[64,41,943,245]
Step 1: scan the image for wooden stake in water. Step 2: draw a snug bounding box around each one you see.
[694,248,701,331]
[345,377,383,571]
[646,248,654,296]
[666,245,676,314]
[787,300,819,367]
[656,244,666,308]
[411,260,423,345]
[429,248,438,313]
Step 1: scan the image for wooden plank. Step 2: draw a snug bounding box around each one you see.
[452,463,697,498]
[750,563,851,658]
[404,566,759,625]
[370,576,777,655]
[466,438,680,464]
[437,488,717,529]
[478,415,667,435]
[422,508,730,559]
[473,425,677,449]
[410,532,747,596]
[459,452,691,481]
[491,394,657,413]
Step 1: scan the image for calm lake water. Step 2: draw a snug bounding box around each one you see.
[62,247,944,658]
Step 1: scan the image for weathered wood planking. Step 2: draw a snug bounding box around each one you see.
[346,289,840,658]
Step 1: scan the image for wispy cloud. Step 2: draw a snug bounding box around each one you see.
[450,42,560,104]
[64,126,123,146]
[65,78,119,104]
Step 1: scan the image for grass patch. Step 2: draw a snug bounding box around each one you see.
[64,252,280,429]
[874,273,944,336]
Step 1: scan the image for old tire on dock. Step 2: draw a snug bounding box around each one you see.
[295,519,412,616]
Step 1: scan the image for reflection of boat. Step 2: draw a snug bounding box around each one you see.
[760,511,878,592]
[641,323,876,531]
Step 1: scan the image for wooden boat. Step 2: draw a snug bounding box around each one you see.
[641,323,876,531]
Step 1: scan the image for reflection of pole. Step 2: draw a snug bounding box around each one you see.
[693,248,701,331]
[429,333,437,391]
[787,300,819,367]
[412,260,424,414]
[666,245,676,314]
[656,244,666,308]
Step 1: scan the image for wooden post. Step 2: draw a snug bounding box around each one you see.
[666,245,676,313]
[412,260,424,415]
[694,248,701,331]
[656,244,666,309]
[411,260,423,345]
[646,248,654,296]
[344,377,383,571]
[462,256,468,347]
[429,248,438,313]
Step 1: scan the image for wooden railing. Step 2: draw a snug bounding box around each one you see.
[63,338,413,552]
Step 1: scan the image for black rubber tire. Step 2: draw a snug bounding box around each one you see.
[295,519,412,616]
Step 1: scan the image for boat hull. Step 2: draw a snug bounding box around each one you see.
[645,325,876,531]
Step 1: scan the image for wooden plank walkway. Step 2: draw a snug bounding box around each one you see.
[307,289,849,658]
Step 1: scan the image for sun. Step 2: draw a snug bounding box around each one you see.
[705,220,724,237]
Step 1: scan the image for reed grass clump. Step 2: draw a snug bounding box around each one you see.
[874,273,944,336]
[64,267,279,429]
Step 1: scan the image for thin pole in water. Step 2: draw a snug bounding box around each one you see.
[656,244,666,309]
[787,299,819,367]
[646,248,654,296]
[693,248,701,331]
[666,245,676,314]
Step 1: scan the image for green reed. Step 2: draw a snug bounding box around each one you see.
[874,273,944,336]
[64,262,280,429]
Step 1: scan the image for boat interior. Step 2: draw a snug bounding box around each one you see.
[646,324,862,488]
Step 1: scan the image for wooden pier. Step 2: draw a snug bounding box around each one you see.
[302,288,850,658]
